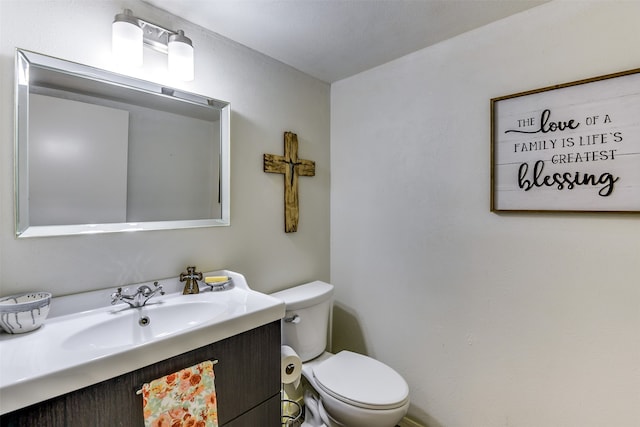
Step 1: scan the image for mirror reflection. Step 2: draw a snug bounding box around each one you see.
[15,49,230,237]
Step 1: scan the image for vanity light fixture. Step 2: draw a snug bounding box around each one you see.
[112,9,194,81]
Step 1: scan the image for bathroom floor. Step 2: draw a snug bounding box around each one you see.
[287,407,403,427]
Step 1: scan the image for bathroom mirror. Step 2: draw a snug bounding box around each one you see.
[14,49,230,237]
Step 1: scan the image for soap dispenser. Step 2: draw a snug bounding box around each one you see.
[180,266,203,295]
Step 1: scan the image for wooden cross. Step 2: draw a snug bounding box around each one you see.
[264,132,315,232]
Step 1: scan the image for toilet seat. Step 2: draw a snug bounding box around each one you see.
[312,351,409,411]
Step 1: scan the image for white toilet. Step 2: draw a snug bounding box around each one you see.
[272,281,409,427]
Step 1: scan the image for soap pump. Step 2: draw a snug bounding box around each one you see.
[180,266,203,295]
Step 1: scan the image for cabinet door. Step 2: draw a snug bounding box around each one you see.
[208,321,281,424]
[0,398,65,427]
[222,395,281,427]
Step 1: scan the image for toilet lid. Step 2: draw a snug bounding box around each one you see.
[312,351,409,410]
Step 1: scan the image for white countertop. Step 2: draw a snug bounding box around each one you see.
[0,270,285,415]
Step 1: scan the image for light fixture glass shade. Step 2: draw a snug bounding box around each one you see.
[112,11,143,67]
[168,31,194,81]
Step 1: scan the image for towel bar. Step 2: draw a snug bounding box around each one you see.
[135,359,218,395]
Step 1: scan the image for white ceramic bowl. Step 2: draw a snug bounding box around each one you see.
[0,292,51,334]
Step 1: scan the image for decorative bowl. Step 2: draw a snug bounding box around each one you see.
[0,292,51,334]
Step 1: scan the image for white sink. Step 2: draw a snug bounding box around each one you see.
[62,300,228,351]
[0,270,285,415]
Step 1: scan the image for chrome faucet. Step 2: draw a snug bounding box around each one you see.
[110,281,165,308]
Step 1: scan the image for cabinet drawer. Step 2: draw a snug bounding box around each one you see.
[223,394,281,427]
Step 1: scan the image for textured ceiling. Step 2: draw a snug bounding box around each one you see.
[144,0,548,83]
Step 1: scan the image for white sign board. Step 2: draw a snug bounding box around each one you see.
[491,69,640,212]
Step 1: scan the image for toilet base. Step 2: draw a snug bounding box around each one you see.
[300,354,408,427]
[317,386,408,427]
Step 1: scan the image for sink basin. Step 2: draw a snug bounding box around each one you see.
[62,300,228,351]
[0,270,285,416]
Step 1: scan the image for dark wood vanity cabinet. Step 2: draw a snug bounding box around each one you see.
[0,321,281,427]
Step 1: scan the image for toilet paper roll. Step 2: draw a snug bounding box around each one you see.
[281,345,302,386]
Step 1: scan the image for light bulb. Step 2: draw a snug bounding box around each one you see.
[168,30,194,81]
[112,10,143,67]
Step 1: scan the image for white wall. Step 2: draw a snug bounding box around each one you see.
[0,0,330,296]
[330,2,640,426]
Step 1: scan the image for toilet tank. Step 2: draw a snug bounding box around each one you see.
[271,281,334,362]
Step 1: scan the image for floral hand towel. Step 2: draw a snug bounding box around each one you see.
[142,360,218,427]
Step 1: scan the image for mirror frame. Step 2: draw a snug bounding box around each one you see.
[14,49,230,238]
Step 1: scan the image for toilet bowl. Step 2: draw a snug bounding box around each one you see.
[272,281,409,427]
[303,351,409,427]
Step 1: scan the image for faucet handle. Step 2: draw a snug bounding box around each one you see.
[153,281,165,296]
[110,287,123,305]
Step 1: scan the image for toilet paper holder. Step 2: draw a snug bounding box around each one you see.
[285,363,297,375]
[281,398,302,427]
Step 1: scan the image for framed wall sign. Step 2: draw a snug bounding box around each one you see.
[491,69,640,213]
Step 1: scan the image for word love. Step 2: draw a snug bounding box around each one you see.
[518,160,619,197]
[505,109,580,135]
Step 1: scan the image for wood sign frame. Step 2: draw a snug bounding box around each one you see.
[491,68,640,213]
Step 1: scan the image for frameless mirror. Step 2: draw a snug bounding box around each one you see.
[14,49,230,237]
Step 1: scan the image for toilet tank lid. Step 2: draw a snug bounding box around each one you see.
[271,281,334,310]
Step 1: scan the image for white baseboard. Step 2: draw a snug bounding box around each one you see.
[397,416,425,427]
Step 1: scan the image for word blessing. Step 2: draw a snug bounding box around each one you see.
[505,109,620,197]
